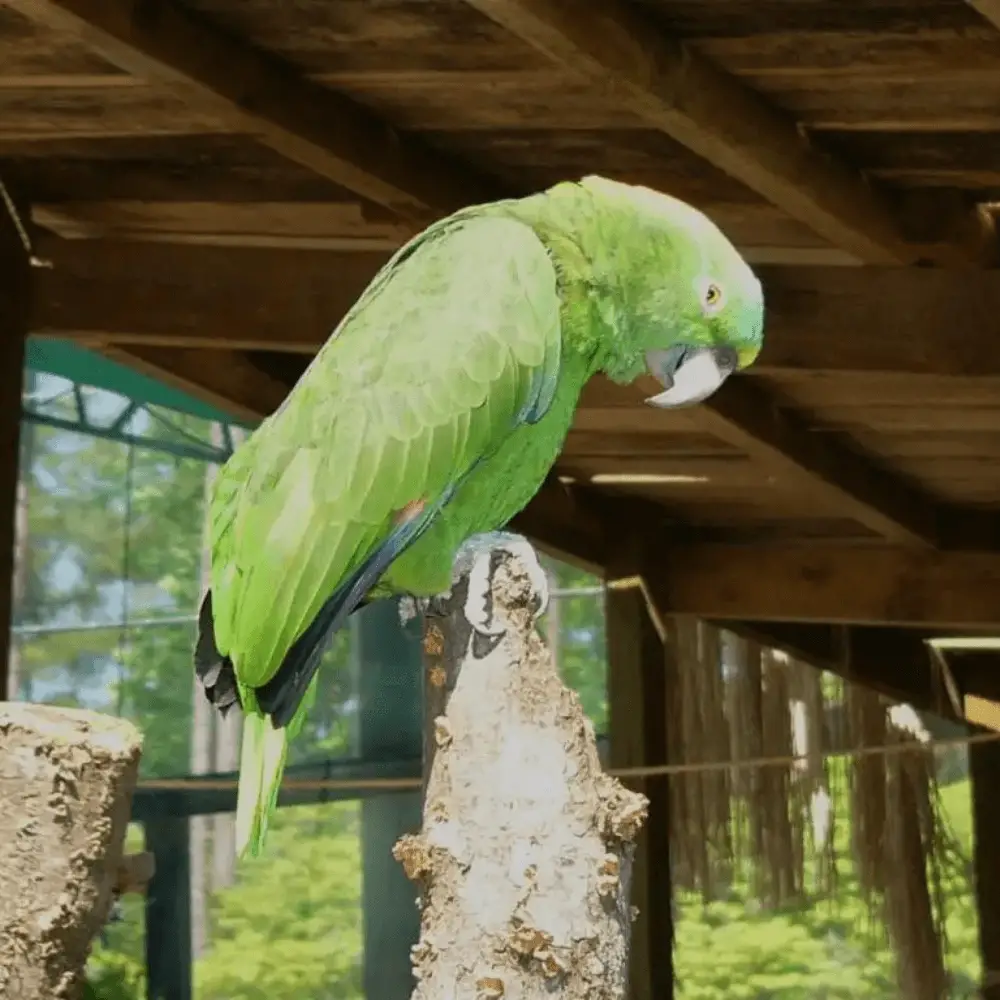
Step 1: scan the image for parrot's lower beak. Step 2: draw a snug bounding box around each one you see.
[644,345,739,409]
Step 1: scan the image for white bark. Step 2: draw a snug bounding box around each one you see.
[396,539,648,1000]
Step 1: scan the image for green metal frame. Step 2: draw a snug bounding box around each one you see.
[23,339,254,463]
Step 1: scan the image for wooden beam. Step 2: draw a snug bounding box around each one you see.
[695,379,941,547]
[33,201,412,252]
[0,180,31,701]
[630,374,940,547]
[757,265,1000,376]
[103,346,289,423]
[11,0,498,217]
[37,244,1000,378]
[643,544,1000,628]
[461,0,915,262]
[606,539,673,1000]
[32,239,386,354]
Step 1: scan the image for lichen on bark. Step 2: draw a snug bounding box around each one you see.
[0,703,143,1000]
[395,535,648,999]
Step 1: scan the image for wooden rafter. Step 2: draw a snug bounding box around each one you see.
[642,542,1000,628]
[11,0,499,217]
[0,177,31,701]
[758,265,1000,376]
[32,238,387,354]
[35,243,1000,378]
[461,0,915,263]
[618,372,939,547]
[682,377,940,547]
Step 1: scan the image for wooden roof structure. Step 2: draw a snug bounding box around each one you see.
[6,0,1000,720]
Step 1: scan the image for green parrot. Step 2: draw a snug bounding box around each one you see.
[194,174,765,857]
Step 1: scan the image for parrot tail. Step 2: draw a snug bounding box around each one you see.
[193,590,242,714]
[234,703,288,858]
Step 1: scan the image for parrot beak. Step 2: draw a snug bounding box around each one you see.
[644,345,739,409]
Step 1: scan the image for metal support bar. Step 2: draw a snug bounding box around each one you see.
[144,817,193,1000]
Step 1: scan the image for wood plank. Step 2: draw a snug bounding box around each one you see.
[460,0,916,262]
[34,200,410,251]
[649,544,1000,628]
[605,538,673,1000]
[0,3,117,75]
[10,0,499,217]
[32,239,389,353]
[0,82,230,139]
[758,266,1000,376]
[0,178,31,700]
[36,246,1000,374]
[694,28,1000,79]
[655,375,942,547]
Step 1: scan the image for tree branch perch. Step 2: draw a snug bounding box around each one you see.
[396,533,648,999]
[0,703,143,999]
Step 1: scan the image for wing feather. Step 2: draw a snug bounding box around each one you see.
[210,213,563,688]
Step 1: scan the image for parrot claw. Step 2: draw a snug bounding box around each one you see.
[453,531,549,636]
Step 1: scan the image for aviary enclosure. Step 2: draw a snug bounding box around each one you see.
[4,1,1000,998]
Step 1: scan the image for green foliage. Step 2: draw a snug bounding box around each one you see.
[540,555,607,730]
[196,804,363,999]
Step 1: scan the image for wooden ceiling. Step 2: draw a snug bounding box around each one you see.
[7,0,1000,714]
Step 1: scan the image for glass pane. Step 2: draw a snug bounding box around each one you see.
[194,803,363,1000]
[87,822,148,999]
[22,424,128,628]
[540,554,608,731]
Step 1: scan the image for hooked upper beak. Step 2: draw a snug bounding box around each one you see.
[644,345,740,409]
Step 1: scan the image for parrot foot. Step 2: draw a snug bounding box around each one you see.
[452,531,549,636]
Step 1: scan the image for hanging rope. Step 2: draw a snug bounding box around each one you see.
[136,727,1000,793]
[0,176,51,269]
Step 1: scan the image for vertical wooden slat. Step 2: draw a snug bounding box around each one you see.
[357,598,423,1000]
[0,181,30,702]
[606,558,673,1000]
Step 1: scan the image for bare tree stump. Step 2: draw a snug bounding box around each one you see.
[0,703,143,1000]
[395,533,649,1000]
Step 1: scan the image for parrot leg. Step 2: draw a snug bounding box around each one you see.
[451,530,549,636]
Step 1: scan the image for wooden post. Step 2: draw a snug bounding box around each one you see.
[357,599,423,1000]
[0,177,30,702]
[606,560,674,1000]
[970,720,1000,1000]
[0,703,142,999]
[145,817,192,1000]
[396,533,648,998]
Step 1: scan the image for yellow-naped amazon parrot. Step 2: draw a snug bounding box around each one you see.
[194,175,765,857]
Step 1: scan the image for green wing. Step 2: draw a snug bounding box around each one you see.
[208,212,563,694]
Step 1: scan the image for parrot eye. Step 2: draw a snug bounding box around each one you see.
[703,282,725,313]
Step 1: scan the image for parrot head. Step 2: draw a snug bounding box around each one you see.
[578,175,765,409]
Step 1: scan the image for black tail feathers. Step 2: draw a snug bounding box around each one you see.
[194,591,242,716]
